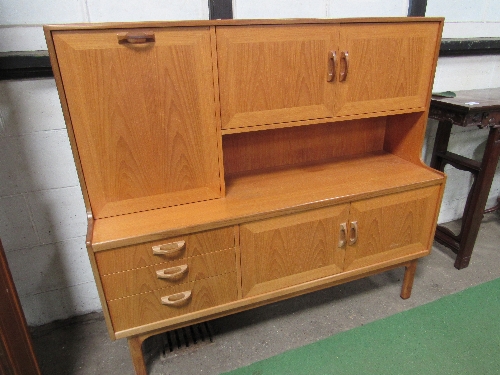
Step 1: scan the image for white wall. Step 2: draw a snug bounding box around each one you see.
[423,0,500,223]
[0,0,499,326]
[0,0,209,326]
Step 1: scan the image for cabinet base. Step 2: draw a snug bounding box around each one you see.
[126,258,420,374]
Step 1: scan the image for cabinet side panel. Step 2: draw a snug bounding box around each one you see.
[384,112,428,164]
[52,28,222,218]
[44,28,93,215]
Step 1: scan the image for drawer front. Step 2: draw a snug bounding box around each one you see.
[101,248,236,300]
[108,272,237,333]
[95,226,235,275]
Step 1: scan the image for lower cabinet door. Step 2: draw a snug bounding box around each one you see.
[344,185,441,271]
[240,205,349,297]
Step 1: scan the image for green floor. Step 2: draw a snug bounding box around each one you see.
[224,277,500,375]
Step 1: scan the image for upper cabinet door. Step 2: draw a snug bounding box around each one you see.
[217,25,339,131]
[53,28,222,219]
[335,22,440,117]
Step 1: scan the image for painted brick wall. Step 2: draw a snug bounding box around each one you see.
[423,0,500,222]
[1,0,499,325]
[0,0,209,326]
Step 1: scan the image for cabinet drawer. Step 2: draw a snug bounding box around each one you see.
[95,226,235,275]
[108,272,237,333]
[101,248,236,301]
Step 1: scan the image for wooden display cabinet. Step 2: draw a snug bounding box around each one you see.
[45,18,445,374]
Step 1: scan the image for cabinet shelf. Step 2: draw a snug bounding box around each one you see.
[92,151,442,251]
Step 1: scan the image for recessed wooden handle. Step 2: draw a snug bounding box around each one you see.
[349,221,358,245]
[327,51,336,82]
[156,264,188,280]
[152,240,186,257]
[339,51,349,82]
[338,222,347,247]
[161,290,192,307]
[117,31,155,44]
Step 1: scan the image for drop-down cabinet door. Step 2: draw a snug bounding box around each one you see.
[217,24,340,131]
[52,27,222,218]
[240,204,350,298]
[335,22,441,117]
[343,186,441,272]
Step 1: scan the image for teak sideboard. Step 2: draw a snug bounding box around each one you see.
[44,17,445,374]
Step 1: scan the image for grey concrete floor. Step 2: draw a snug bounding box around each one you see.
[31,214,500,375]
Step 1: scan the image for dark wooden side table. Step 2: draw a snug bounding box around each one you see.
[429,88,500,269]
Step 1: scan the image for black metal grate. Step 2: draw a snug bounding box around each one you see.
[161,322,214,354]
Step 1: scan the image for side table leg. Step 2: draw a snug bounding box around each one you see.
[128,336,148,375]
[455,126,500,269]
[430,120,453,171]
[400,260,418,300]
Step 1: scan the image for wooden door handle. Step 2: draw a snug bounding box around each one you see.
[152,240,186,258]
[349,221,358,245]
[339,51,349,82]
[117,31,155,44]
[327,51,337,82]
[338,222,347,247]
[161,291,192,307]
[156,264,188,280]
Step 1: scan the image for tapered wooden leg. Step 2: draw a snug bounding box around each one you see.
[128,336,147,375]
[400,260,418,299]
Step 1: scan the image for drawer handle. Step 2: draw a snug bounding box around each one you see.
[339,51,349,82]
[152,240,186,257]
[161,291,192,307]
[349,221,358,246]
[156,264,188,280]
[338,222,347,247]
[327,51,336,82]
[117,31,155,44]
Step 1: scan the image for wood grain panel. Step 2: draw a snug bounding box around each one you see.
[101,248,236,300]
[217,24,338,130]
[344,185,441,271]
[240,205,349,297]
[108,272,237,332]
[92,152,444,250]
[95,226,235,275]
[223,117,386,175]
[52,28,222,218]
[336,22,440,116]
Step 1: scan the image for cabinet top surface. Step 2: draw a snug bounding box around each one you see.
[91,152,444,252]
[44,17,444,31]
[430,87,500,113]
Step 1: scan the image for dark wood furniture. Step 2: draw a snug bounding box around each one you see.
[0,239,42,375]
[429,88,500,269]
